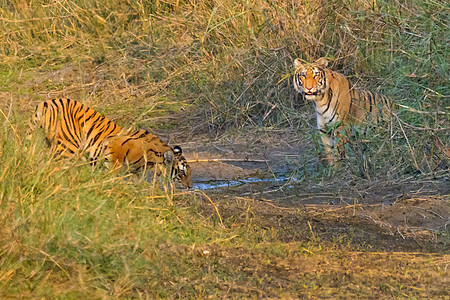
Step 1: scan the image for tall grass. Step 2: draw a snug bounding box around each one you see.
[0,114,236,297]
[1,1,447,109]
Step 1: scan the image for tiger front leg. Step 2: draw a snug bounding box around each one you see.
[320,132,337,166]
[320,127,349,166]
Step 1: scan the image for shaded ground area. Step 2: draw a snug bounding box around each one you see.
[181,131,449,254]
[172,133,449,297]
[171,158,448,298]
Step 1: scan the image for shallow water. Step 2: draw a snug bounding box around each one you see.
[192,175,298,190]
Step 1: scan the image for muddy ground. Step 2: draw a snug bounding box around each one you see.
[180,130,449,253]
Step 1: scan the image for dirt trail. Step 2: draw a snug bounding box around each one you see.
[181,131,449,253]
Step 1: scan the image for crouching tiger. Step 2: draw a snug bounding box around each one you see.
[293,57,393,166]
[30,98,192,188]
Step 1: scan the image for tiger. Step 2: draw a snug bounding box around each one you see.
[30,98,192,188]
[293,57,393,166]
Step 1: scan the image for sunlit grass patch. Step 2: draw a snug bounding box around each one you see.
[0,118,227,297]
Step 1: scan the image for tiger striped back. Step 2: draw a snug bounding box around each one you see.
[32,98,122,160]
[348,88,392,125]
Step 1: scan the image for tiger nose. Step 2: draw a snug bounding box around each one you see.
[304,81,314,91]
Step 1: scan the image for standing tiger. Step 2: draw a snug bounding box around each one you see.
[293,57,393,166]
[30,98,192,188]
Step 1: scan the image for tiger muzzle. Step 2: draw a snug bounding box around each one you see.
[305,91,319,95]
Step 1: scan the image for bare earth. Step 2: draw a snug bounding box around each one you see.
[181,130,449,253]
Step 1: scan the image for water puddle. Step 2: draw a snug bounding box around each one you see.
[193,175,298,190]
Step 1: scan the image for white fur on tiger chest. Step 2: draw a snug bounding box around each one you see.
[313,97,339,131]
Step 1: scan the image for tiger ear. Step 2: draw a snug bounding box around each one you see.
[316,57,329,68]
[163,150,174,165]
[173,146,182,156]
[293,58,304,70]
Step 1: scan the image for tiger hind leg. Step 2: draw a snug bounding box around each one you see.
[335,130,348,161]
[349,129,372,180]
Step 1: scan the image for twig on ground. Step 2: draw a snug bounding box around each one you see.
[396,115,449,132]
[394,113,420,170]
[359,214,394,235]
[195,190,225,228]
[414,207,445,219]
[397,104,447,116]
[187,158,267,163]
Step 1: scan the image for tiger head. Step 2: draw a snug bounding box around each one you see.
[293,57,330,101]
[164,146,193,189]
